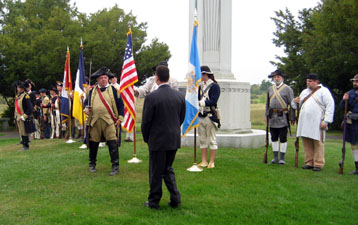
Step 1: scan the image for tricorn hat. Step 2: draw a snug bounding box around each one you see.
[306,73,319,81]
[15,81,29,89]
[350,74,358,82]
[91,66,114,79]
[39,88,47,93]
[201,65,213,75]
[152,60,168,72]
[25,79,35,88]
[268,70,287,78]
[32,90,39,95]
[56,81,63,87]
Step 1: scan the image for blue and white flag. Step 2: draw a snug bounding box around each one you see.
[182,20,201,136]
[60,47,72,124]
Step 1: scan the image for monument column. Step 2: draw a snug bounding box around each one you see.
[189,0,251,132]
[181,0,265,148]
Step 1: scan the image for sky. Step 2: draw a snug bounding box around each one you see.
[70,0,320,84]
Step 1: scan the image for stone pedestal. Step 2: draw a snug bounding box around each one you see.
[181,0,265,149]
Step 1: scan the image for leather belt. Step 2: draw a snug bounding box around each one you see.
[272,108,288,113]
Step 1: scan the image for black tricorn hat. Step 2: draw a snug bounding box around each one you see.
[201,65,213,75]
[152,60,168,72]
[91,66,114,79]
[306,73,319,81]
[32,90,39,95]
[56,81,63,87]
[25,79,35,88]
[350,74,358,82]
[39,88,47,93]
[268,70,288,78]
[15,81,29,89]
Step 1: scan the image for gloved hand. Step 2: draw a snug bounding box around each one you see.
[199,99,206,107]
[20,115,25,121]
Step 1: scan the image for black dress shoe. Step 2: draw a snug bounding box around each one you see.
[312,167,321,172]
[168,202,181,208]
[302,165,314,169]
[144,201,159,210]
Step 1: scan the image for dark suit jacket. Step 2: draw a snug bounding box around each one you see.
[141,84,186,151]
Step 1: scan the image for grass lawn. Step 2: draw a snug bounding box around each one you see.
[1,134,358,225]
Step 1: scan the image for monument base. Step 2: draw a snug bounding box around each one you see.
[181,129,266,149]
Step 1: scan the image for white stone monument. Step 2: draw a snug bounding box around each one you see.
[180,0,265,148]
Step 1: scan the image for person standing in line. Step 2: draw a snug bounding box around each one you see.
[14,81,35,150]
[340,74,358,175]
[292,73,335,172]
[84,66,124,176]
[197,66,221,169]
[265,70,295,165]
[141,65,185,209]
[39,88,51,139]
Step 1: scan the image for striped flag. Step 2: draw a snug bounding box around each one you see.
[72,41,87,125]
[120,29,138,133]
[182,19,201,136]
[60,47,72,124]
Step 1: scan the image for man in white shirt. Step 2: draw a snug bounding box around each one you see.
[292,73,335,171]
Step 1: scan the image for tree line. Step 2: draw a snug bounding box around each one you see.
[0,0,170,102]
[271,0,358,129]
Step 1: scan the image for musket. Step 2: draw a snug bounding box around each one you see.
[294,101,300,168]
[40,103,45,139]
[58,95,62,138]
[339,98,348,174]
[86,59,92,149]
[264,91,270,164]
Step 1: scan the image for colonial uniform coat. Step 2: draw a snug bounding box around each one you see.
[266,83,295,129]
[136,76,179,98]
[85,84,124,174]
[14,92,34,136]
[340,89,358,145]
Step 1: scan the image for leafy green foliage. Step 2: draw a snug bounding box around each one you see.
[0,0,171,99]
[271,0,358,128]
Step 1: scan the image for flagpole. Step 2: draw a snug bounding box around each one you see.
[128,108,142,163]
[186,9,202,172]
[66,46,75,144]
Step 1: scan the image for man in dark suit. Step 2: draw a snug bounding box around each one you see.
[141,65,186,209]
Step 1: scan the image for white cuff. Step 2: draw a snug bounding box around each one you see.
[199,100,206,107]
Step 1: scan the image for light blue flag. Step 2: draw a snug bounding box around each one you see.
[182,20,201,136]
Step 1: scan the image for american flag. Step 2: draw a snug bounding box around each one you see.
[120,29,138,133]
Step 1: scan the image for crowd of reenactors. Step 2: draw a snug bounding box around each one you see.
[265,70,358,175]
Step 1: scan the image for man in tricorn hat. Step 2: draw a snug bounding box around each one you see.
[340,74,358,174]
[292,73,335,171]
[265,70,295,165]
[84,66,124,176]
[39,88,51,139]
[14,81,36,150]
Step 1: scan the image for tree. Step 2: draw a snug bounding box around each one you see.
[271,0,358,128]
[0,0,171,104]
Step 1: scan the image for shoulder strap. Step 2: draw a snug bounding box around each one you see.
[270,84,288,109]
[96,87,117,123]
[301,86,321,107]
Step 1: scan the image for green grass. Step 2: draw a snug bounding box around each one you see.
[1,135,358,224]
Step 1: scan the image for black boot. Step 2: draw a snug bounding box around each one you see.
[21,136,29,150]
[89,141,99,172]
[279,152,286,165]
[107,140,119,176]
[349,161,358,175]
[270,152,279,164]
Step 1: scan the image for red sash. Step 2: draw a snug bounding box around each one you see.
[15,98,22,115]
[96,87,117,123]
